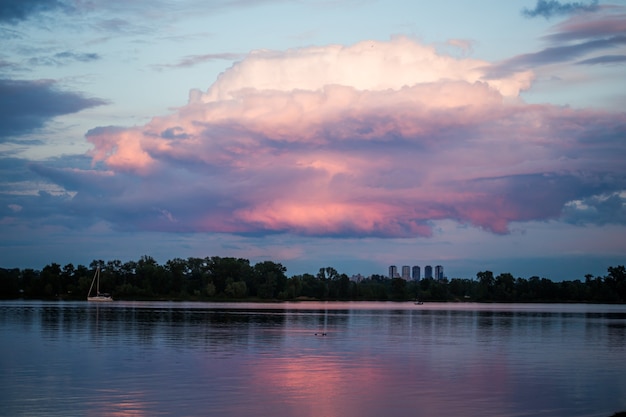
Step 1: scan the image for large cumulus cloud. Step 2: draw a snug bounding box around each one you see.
[33,36,626,238]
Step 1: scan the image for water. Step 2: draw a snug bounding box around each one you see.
[1,301,625,417]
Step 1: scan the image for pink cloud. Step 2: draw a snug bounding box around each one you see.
[76,37,626,237]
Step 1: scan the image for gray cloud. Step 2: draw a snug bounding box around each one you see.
[0,78,107,141]
[522,0,599,19]
[486,35,626,78]
[26,51,101,67]
[562,192,626,225]
[486,5,626,78]
[157,53,245,70]
[577,54,626,65]
[54,51,100,62]
[0,157,34,186]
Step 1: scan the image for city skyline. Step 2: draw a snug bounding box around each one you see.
[1,0,625,281]
[388,264,444,280]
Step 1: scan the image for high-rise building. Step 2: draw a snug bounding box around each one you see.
[424,265,433,279]
[401,266,410,280]
[412,265,421,280]
[389,265,398,279]
[435,265,444,280]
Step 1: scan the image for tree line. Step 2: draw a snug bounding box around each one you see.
[0,255,624,303]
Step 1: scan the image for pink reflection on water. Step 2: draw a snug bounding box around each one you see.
[238,338,522,417]
[246,354,387,417]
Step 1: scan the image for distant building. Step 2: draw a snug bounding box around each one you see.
[401,266,410,280]
[435,265,444,280]
[412,265,421,280]
[389,265,398,279]
[350,274,364,283]
[424,265,433,279]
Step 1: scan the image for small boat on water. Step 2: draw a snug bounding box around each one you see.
[414,300,423,305]
[87,267,113,302]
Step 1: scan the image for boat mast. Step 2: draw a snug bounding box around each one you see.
[88,267,99,297]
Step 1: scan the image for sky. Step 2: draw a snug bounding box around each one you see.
[1,0,625,281]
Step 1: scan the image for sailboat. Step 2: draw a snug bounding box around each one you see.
[87,267,113,302]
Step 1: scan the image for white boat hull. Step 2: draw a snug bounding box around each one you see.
[87,295,113,302]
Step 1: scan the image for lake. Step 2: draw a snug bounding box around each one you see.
[1,301,625,417]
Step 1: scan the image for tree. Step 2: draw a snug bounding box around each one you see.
[298,273,326,299]
[225,278,248,298]
[448,278,475,300]
[283,275,302,299]
[390,278,407,300]
[135,255,162,297]
[61,263,78,297]
[494,273,515,301]
[0,268,20,298]
[20,268,39,297]
[317,267,339,281]
[165,258,187,296]
[186,257,208,296]
[254,261,287,299]
[606,265,626,302]
[208,257,253,296]
[477,271,494,301]
[41,263,62,298]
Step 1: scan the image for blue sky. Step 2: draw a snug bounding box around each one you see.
[1,0,625,280]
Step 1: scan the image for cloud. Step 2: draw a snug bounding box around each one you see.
[54,51,100,62]
[0,0,72,24]
[26,51,101,67]
[487,35,626,77]
[562,192,626,225]
[488,6,626,77]
[522,0,599,19]
[576,54,626,65]
[0,78,107,141]
[544,7,626,43]
[155,53,245,70]
[199,37,531,101]
[25,37,626,239]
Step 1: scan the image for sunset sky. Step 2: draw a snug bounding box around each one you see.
[1,0,625,280]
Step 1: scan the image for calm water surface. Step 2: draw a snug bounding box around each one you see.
[1,301,625,417]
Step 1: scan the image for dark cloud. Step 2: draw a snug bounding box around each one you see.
[27,51,101,67]
[486,35,626,78]
[0,156,73,232]
[0,157,34,185]
[0,0,71,24]
[486,6,626,78]
[0,78,107,141]
[163,53,244,69]
[0,154,125,233]
[577,54,626,65]
[562,192,626,225]
[522,0,599,19]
